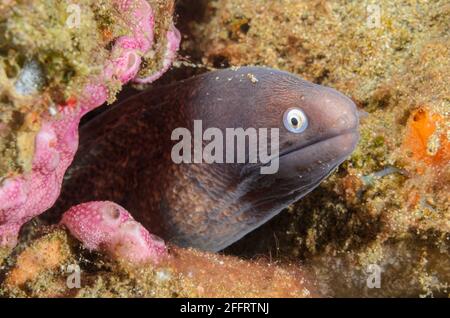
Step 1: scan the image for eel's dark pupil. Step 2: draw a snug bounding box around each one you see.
[291,117,299,126]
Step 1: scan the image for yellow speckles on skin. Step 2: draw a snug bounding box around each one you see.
[246,73,258,83]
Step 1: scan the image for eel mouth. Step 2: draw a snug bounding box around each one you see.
[243,129,359,178]
[279,128,360,161]
[275,129,360,178]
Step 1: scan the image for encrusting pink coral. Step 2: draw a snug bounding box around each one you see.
[135,24,182,83]
[61,201,167,264]
[0,0,180,248]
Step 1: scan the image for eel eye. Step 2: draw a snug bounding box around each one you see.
[283,108,308,133]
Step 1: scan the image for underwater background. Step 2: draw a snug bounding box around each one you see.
[0,0,448,297]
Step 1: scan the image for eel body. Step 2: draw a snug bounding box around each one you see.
[53,67,359,252]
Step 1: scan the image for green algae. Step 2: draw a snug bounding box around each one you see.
[0,247,11,268]
[136,0,177,80]
[0,0,182,181]
[0,1,107,180]
[0,0,144,180]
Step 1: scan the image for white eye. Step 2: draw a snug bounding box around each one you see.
[283,108,308,133]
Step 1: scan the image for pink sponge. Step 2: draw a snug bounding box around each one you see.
[61,201,167,264]
[0,0,180,249]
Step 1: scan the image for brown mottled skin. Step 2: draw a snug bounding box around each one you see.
[51,67,359,252]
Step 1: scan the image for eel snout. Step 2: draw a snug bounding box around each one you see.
[278,82,359,175]
[309,85,360,141]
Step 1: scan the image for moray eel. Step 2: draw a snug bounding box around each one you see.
[52,67,359,252]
